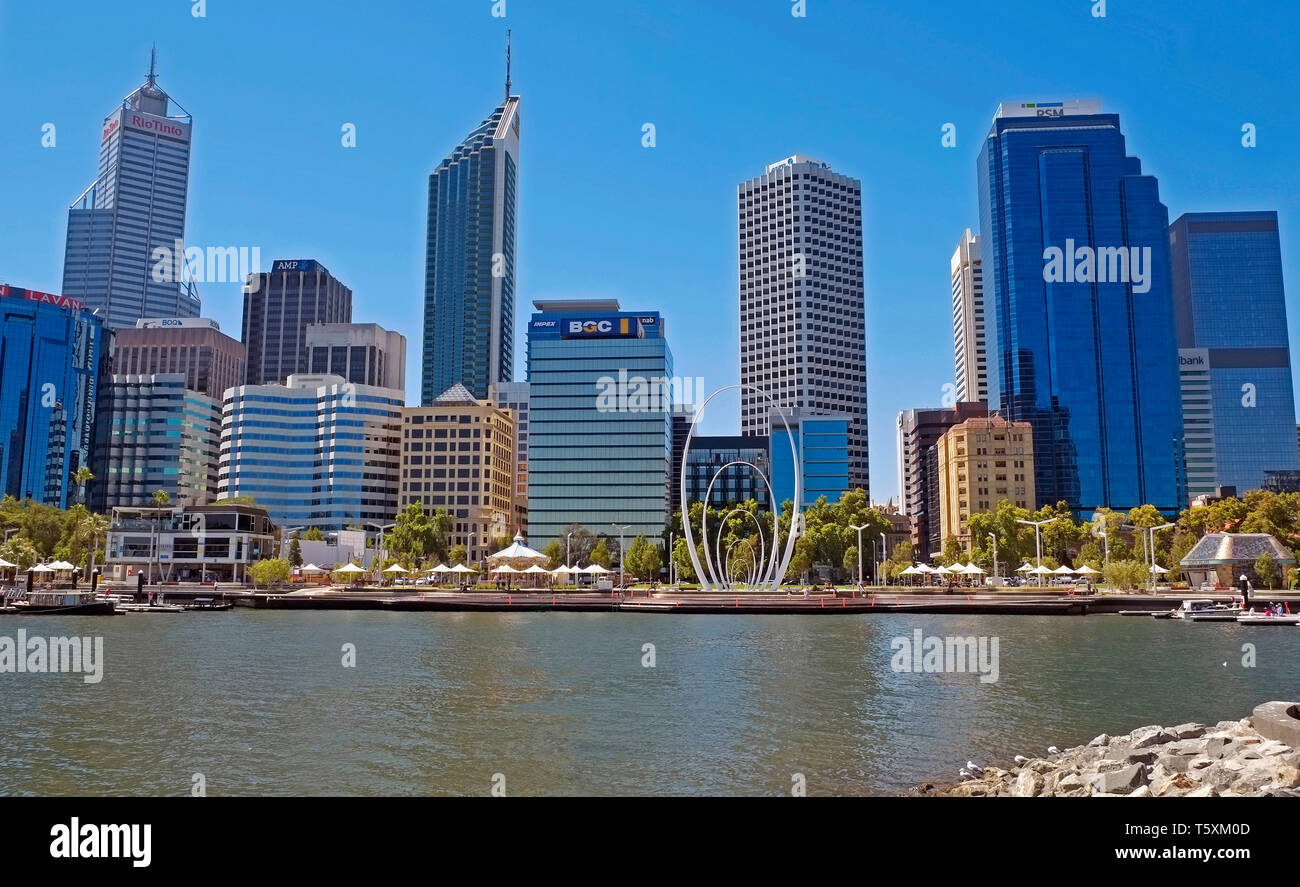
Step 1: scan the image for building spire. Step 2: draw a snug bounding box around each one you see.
[147,45,158,87]
[504,29,512,102]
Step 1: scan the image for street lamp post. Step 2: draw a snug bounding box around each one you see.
[613,523,631,588]
[850,523,870,588]
[988,532,998,584]
[367,521,397,580]
[1017,517,1060,587]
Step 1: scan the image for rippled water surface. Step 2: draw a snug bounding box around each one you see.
[1,611,1296,795]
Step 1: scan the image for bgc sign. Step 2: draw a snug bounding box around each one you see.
[561,316,640,339]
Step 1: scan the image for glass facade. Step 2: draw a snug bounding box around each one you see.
[770,412,851,508]
[241,260,352,386]
[977,101,1184,515]
[0,288,102,507]
[1170,212,1297,497]
[422,97,520,404]
[525,303,672,548]
[683,435,771,509]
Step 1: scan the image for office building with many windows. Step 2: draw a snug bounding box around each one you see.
[951,229,987,403]
[978,99,1184,514]
[488,380,530,531]
[398,384,518,565]
[526,300,672,548]
[218,374,401,532]
[936,415,1035,553]
[896,401,989,551]
[738,155,868,495]
[682,435,771,510]
[61,54,200,328]
[304,323,406,392]
[241,259,352,386]
[1170,211,1298,498]
[770,409,851,509]
[422,92,520,404]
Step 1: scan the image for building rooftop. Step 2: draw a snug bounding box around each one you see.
[532,299,621,313]
[1180,533,1297,567]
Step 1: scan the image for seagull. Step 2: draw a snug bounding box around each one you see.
[1014,755,1030,765]
[1047,746,1061,755]
[959,769,972,779]
[966,761,984,776]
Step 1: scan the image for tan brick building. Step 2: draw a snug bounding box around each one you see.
[937,415,1035,553]
[398,384,517,565]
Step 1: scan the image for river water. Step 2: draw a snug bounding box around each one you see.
[1,610,1296,795]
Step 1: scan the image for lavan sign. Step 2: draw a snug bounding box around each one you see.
[0,284,85,312]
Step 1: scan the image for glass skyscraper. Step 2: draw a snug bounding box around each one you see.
[526,300,672,548]
[977,99,1184,514]
[421,94,520,404]
[241,259,352,386]
[0,285,102,507]
[770,411,851,509]
[61,54,200,329]
[1170,211,1298,497]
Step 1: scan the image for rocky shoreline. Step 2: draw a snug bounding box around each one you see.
[912,715,1300,797]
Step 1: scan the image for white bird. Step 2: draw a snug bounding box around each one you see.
[966,761,984,776]
[1014,755,1030,765]
[959,769,972,779]
[1047,746,1060,755]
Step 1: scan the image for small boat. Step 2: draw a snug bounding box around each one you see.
[183,598,233,611]
[117,602,184,613]
[1176,599,1244,622]
[13,590,119,615]
[1236,612,1300,626]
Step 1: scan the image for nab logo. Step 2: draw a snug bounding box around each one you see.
[569,320,613,334]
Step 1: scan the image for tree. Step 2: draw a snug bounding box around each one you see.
[1103,559,1148,591]
[590,541,612,568]
[386,502,449,568]
[0,535,38,571]
[842,545,859,578]
[672,537,699,583]
[152,489,171,508]
[249,558,290,588]
[543,540,563,570]
[448,544,467,566]
[941,535,964,566]
[1254,552,1278,589]
[288,536,303,568]
[303,527,326,542]
[72,466,94,506]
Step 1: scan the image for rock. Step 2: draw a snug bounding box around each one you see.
[1165,739,1209,756]
[1189,756,1214,770]
[1131,726,1174,749]
[1124,750,1159,766]
[1171,723,1207,740]
[1128,785,1152,797]
[1091,763,1146,795]
[1186,784,1219,797]
[1013,769,1045,798]
[1152,772,1195,797]
[1276,766,1300,789]
[1057,772,1085,793]
[1097,760,1128,773]
[1088,733,1111,747]
[1259,742,1291,757]
[1029,759,1057,774]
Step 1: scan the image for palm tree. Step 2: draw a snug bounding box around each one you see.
[72,466,94,507]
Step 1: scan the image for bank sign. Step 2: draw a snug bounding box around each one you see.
[561,316,641,339]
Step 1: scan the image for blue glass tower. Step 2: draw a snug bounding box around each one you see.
[770,411,851,509]
[1170,211,1298,496]
[977,100,1184,514]
[525,300,672,548]
[421,94,520,404]
[0,285,103,507]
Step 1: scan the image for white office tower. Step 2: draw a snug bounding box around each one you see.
[61,50,200,328]
[951,229,987,403]
[738,155,868,494]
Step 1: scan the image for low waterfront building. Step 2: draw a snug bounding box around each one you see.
[304,322,406,391]
[770,409,851,509]
[104,502,277,583]
[936,415,1035,553]
[218,373,402,532]
[1179,532,1297,589]
[0,283,103,507]
[398,384,518,565]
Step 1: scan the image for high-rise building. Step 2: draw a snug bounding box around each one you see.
[398,385,518,564]
[0,284,103,507]
[682,435,771,510]
[421,87,520,404]
[1170,211,1298,498]
[91,374,222,510]
[896,402,989,552]
[526,300,672,548]
[241,259,352,386]
[61,52,200,328]
[305,323,406,392]
[951,229,987,403]
[488,380,530,531]
[218,374,402,532]
[669,403,696,517]
[738,155,868,494]
[109,317,246,397]
[978,99,1184,514]
[936,415,1035,553]
[770,410,851,509]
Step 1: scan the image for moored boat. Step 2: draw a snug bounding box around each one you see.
[1173,599,1244,622]
[13,590,119,615]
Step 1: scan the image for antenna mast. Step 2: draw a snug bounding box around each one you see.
[147,45,158,86]
[504,29,512,101]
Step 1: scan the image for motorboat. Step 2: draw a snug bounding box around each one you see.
[1174,599,1244,622]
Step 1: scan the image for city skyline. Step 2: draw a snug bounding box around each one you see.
[4,0,1300,501]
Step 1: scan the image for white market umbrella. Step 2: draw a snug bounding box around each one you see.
[333,563,365,574]
[899,565,919,575]
[0,558,16,569]
[48,560,77,571]
[28,563,55,573]
[523,564,550,575]
[1075,565,1101,576]
[493,564,521,574]
[584,564,611,574]
[962,563,987,575]
[1053,565,1076,576]
[932,566,954,576]
[1149,564,1169,574]
[430,564,451,573]
[1015,562,1035,573]
[383,564,409,574]
[914,564,935,574]
[300,563,326,574]
[1030,565,1054,575]
[451,564,478,574]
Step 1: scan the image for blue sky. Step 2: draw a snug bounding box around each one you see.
[2,0,1298,502]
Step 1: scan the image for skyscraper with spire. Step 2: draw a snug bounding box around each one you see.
[420,34,520,404]
[61,50,200,329]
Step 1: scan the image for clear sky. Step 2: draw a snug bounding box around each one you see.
[3,0,1298,503]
